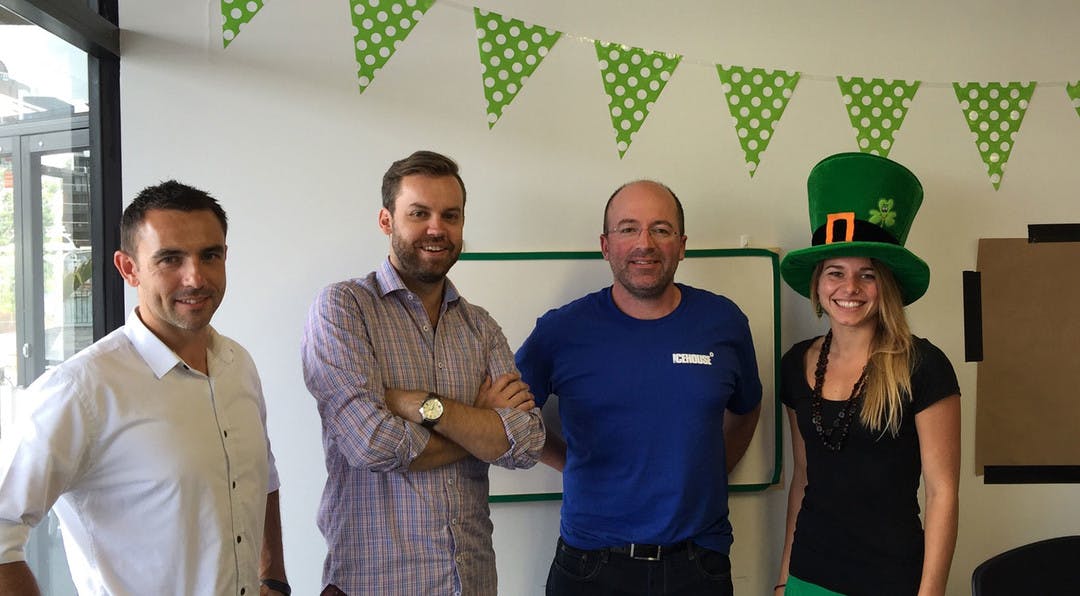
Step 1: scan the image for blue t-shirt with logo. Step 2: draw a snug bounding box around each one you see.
[515,283,762,553]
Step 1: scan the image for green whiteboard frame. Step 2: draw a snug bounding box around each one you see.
[457,248,783,503]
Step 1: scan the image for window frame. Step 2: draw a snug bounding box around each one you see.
[0,0,123,341]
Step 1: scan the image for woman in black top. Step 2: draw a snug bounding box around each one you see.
[774,153,960,596]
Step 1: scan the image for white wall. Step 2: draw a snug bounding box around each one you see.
[118,1,1080,594]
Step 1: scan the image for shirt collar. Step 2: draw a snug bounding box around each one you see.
[122,308,229,379]
[376,256,461,306]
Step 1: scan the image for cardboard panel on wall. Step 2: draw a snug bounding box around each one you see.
[975,238,1080,472]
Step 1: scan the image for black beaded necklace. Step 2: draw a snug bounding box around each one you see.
[810,330,869,451]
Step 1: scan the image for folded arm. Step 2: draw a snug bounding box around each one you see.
[385,373,536,464]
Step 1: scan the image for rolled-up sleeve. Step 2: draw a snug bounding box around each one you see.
[301,282,428,472]
[484,319,544,470]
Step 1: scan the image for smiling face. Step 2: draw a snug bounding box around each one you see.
[815,256,881,329]
[379,174,464,289]
[113,209,227,348]
[600,181,687,301]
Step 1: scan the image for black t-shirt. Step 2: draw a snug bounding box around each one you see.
[780,336,959,596]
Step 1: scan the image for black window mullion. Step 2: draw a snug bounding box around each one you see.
[88,52,123,338]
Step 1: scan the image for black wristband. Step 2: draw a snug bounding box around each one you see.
[260,578,292,595]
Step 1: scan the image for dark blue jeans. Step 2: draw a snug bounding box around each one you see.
[545,537,734,596]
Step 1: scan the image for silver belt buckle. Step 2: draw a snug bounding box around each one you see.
[629,543,662,561]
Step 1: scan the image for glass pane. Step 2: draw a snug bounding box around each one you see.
[0,6,89,123]
[0,7,90,594]
[39,149,93,368]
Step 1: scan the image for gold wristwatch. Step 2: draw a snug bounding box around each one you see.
[419,393,444,429]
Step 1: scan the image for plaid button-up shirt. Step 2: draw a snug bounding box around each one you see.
[302,258,544,596]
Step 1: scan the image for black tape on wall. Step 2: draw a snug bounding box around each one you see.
[984,466,1080,484]
[962,271,983,362]
[1028,223,1080,243]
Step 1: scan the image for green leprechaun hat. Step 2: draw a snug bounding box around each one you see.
[780,152,930,305]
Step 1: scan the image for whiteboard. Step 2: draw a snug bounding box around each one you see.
[452,249,781,501]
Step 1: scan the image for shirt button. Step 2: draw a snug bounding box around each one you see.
[240,588,246,595]
[447,478,454,485]
[223,430,228,438]
[423,325,430,331]
[236,535,242,543]
[232,481,237,489]
[437,362,445,369]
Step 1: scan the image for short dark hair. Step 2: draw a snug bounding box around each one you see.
[603,180,685,235]
[381,150,467,211]
[120,180,228,253]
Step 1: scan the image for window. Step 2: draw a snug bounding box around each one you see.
[0,1,119,592]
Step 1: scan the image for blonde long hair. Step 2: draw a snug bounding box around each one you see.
[809,259,914,436]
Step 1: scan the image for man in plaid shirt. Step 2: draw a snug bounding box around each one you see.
[302,150,545,596]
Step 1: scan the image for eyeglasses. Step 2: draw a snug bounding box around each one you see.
[605,225,680,241]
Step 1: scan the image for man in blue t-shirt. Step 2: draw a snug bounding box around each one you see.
[516,180,762,596]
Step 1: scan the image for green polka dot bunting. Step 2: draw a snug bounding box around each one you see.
[350,0,435,94]
[716,65,799,177]
[473,9,561,129]
[953,81,1035,190]
[1066,82,1080,120]
[595,41,681,158]
[221,0,264,48]
[836,77,920,158]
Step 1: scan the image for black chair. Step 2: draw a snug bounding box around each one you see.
[971,535,1080,595]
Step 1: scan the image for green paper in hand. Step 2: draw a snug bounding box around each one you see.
[595,41,680,158]
[350,0,434,94]
[837,77,920,158]
[474,9,561,128]
[716,65,799,177]
[954,81,1035,190]
[222,0,264,48]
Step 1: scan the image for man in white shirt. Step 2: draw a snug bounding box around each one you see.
[0,181,288,596]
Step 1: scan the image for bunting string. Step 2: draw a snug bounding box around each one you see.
[221,0,1080,188]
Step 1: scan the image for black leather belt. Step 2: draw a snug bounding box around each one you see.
[607,541,692,561]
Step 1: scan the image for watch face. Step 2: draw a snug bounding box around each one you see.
[421,397,444,421]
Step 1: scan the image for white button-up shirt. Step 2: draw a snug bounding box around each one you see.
[0,310,279,595]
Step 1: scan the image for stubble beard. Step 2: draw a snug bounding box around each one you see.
[611,255,677,300]
[392,232,459,284]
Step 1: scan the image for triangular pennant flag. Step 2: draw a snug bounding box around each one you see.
[350,0,435,94]
[836,76,920,157]
[595,41,681,158]
[473,9,561,128]
[715,65,800,177]
[221,0,265,48]
[1066,82,1080,120]
[953,82,1035,190]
